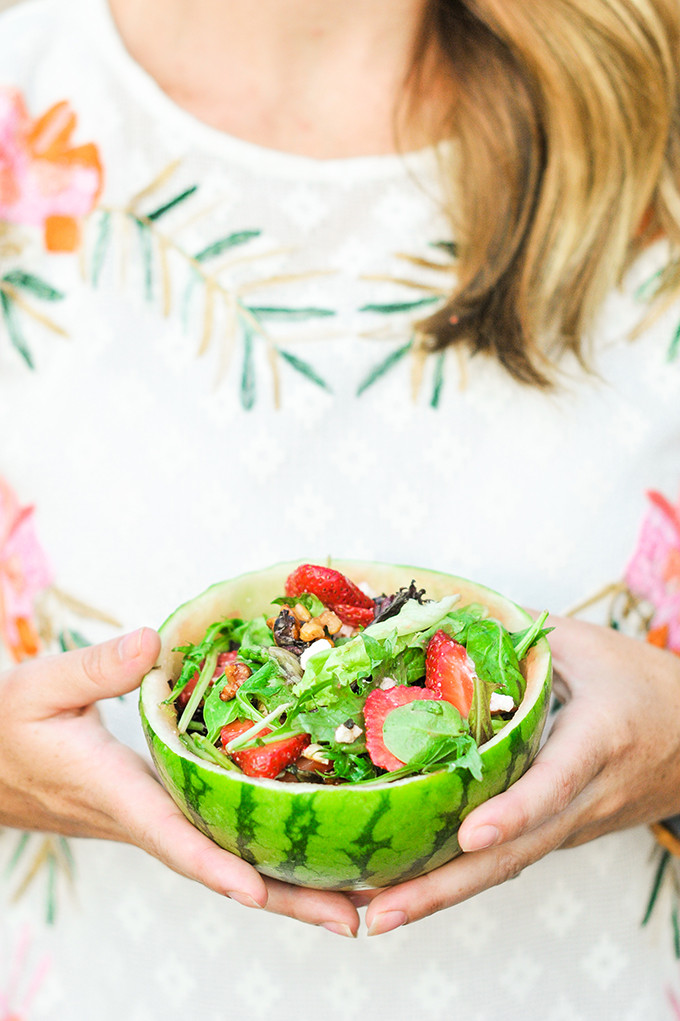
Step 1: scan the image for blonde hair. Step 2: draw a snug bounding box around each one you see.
[414,0,680,384]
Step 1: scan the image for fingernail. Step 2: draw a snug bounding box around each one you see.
[321,922,356,938]
[462,824,499,852]
[227,891,263,909]
[118,629,143,660]
[367,910,407,937]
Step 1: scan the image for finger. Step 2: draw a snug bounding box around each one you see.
[263,878,361,936]
[101,753,270,907]
[18,628,161,715]
[347,889,382,908]
[365,806,578,934]
[457,703,603,853]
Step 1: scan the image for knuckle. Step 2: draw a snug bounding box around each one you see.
[80,643,108,690]
[493,847,526,885]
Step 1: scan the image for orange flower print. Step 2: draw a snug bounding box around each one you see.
[0,477,52,661]
[0,88,103,253]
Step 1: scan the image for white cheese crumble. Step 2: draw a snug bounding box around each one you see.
[300,638,333,670]
[490,692,515,713]
[302,743,330,764]
[334,722,363,744]
[379,676,397,690]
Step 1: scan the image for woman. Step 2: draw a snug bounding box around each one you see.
[1,0,679,1016]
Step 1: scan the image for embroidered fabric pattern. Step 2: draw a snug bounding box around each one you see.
[0,475,120,926]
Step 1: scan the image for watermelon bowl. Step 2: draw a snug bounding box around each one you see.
[139,561,552,891]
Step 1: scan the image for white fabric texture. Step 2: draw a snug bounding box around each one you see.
[1,1,680,1017]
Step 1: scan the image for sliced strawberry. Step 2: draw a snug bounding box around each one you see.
[364,686,440,771]
[425,630,476,717]
[332,603,375,627]
[216,650,239,669]
[219,720,310,779]
[177,650,239,709]
[285,564,374,610]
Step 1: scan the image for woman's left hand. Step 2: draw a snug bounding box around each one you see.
[360,615,680,936]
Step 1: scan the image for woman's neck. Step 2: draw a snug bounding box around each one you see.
[108,0,446,157]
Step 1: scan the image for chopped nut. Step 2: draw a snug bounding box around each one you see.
[219,662,252,701]
[292,602,312,623]
[299,619,325,642]
[318,609,342,635]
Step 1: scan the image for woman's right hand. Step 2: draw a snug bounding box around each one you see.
[0,629,360,936]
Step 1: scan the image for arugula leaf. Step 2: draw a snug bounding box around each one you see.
[326,746,378,783]
[271,593,326,617]
[465,619,525,704]
[235,660,287,717]
[237,615,274,665]
[203,676,259,743]
[511,611,551,661]
[417,734,483,781]
[165,618,245,705]
[296,689,367,744]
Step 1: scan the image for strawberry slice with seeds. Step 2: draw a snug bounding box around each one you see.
[425,630,476,718]
[285,564,374,610]
[177,650,239,709]
[364,686,440,771]
[332,603,375,627]
[219,720,310,779]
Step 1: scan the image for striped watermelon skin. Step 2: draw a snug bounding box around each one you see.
[140,561,552,890]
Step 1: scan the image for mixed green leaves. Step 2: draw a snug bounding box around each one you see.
[168,587,549,785]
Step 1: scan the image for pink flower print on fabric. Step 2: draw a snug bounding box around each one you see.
[0,477,52,661]
[0,927,51,1021]
[0,88,103,253]
[625,488,680,653]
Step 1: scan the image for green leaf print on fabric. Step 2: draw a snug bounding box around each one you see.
[1,271,63,302]
[359,296,440,315]
[4,833,76,926]
[277,348,332,391]
[91,211,112,287]
[634,263,680,362]
[0,272,66,368]
[357,242,456,402]
[240,324,256,410]
[195,230,261,263]
[146,184,199,222]
[81,163,334,406]
[0,290,33,368]
[356,339,413,396]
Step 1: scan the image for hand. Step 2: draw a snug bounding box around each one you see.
[360,616,680,936]
[0,630,360,936]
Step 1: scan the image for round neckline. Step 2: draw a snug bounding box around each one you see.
[81,0,443,183]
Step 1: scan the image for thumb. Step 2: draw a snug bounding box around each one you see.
[20,628,161,716]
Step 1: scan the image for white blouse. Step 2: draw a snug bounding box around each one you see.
[1,1,680,1017]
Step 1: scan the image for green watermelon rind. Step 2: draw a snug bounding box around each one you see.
[139,560,552,890]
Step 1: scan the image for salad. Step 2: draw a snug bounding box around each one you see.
[165,563,549,785]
